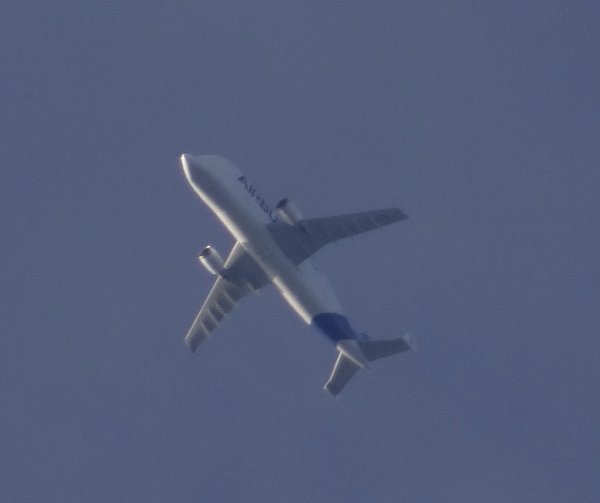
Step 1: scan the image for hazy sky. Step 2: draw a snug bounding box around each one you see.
[2,2,599,502]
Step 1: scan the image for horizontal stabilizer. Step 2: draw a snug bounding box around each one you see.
[324,334,415,396]
[324,351,361,396]
[356,333,415,361]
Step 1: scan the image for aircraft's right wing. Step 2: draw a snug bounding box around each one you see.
[269,208,407,265]
[184,242,270,351]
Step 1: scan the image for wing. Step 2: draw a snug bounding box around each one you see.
[184,242,270,351]
[269,208,407,265]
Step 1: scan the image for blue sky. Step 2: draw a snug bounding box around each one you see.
[2,2,599,502]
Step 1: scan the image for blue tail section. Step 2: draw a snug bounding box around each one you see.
[311,313,366,343]
[315,313,416,396]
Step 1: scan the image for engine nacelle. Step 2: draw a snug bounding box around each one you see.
[198,245,225,275]
[275,198,303,226]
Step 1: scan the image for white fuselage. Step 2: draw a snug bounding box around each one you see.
[181,154,344,325]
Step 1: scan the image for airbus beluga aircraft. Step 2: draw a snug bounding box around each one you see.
[181,154,415,396]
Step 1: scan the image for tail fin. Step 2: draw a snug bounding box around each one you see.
[324,334,415,397]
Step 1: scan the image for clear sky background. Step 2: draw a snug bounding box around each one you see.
[2,2,599,502]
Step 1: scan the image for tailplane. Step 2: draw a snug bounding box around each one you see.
[324,333,415,396]
[357,333,416,361]
[324,352,361,396]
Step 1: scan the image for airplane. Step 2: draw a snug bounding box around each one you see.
[180,154,415,396]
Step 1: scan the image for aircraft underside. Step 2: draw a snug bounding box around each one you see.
[180,154,414,395]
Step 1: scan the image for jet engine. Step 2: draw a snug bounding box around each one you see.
[198,245,225,275]
[275,198,303,226]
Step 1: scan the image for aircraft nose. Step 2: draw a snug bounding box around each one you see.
[180,153,194,175]
[180,153,207,187]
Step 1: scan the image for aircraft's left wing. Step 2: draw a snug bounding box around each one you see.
[269,208,408,265]
[184,242,270,351]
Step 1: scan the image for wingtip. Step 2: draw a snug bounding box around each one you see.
[324,383,340,398]
[185,336,200,353]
